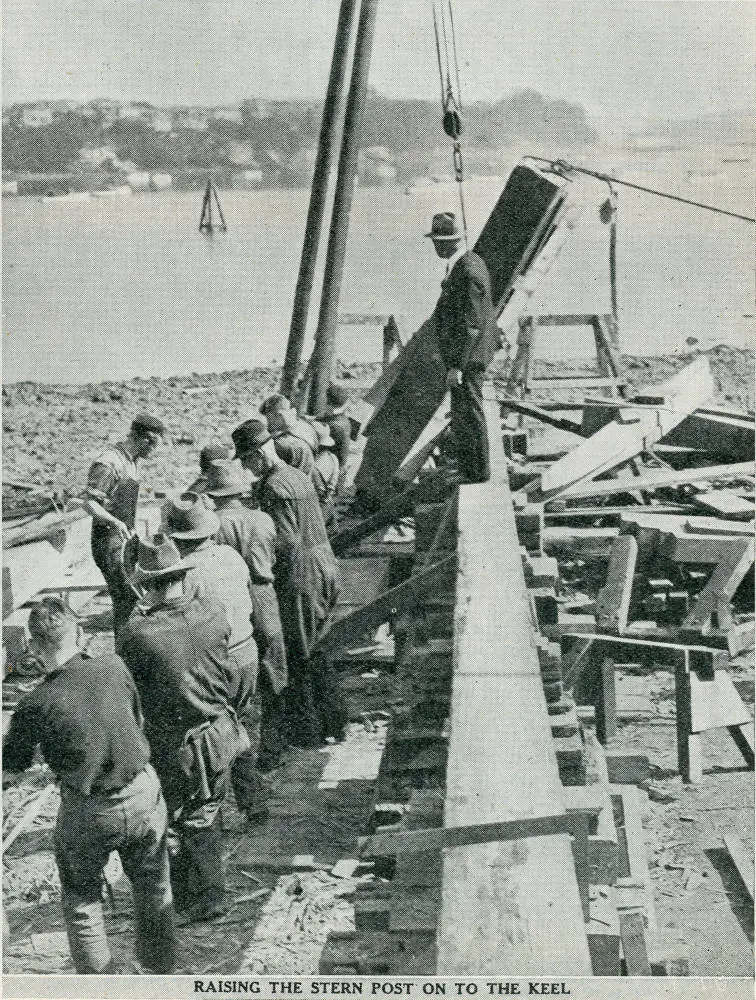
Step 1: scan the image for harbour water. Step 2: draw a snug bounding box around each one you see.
[3,155,752,385]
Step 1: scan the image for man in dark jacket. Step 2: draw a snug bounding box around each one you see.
[233,421,344,748]
[322,384,353,472]
[3,597,176,974]
[205,459,289,784]
[120,535,249,923]
[427,212,500,483]
[83,413,165,639]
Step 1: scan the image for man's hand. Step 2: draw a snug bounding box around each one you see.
[445,368,463,389]
[111,519,132,542]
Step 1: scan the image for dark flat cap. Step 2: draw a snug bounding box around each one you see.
[232,418,271,457]
[131,413,165,435]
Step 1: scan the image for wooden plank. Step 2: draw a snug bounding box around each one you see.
[689,670,752,734]
[3,508,89,549]
[551,461,755,503]
[663,410,755,463]
[675,653,703,783]
[683,539,753,631]
[2,541,68,620]
[723,835,755,903]
[537,357,716,497]
[436,399,591,976]
[313,555,456,655]
[360,812,593,858]
[684,516,755,537]
[619,911,652,976]
[496,395,585,436]
[728,722,755,768]
[530,376,626,390]
[692,489,755,520]
[330,470,452,555]
[596,535,638,634]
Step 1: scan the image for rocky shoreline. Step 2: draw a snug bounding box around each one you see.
[3,347,752,498]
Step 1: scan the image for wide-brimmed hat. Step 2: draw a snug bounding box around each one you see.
[204,459,249,497]
[424,212,461,241]
[232,419,271,458]
[311,421,335,448]
[133,533,188,582]
[164,493,221,540]
[199,442,233,472]
[325,384,348,408]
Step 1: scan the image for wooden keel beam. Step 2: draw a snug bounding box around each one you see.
[436,399,591,975]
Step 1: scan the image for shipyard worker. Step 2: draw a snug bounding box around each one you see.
[233,421,345,748]
[427,212,500,483]
[161,494,265,822]
[3,597,177,973]
[120,535,248,924]
[187,442,234,499]
[310,421,340,530]
[321,384,353,471]
[206,460,289,788]
[267,406,316,474]
[260,393,320,457]
[83,413,165,639]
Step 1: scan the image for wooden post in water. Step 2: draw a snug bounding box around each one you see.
[307,0,380,416]
[280,0,360,400]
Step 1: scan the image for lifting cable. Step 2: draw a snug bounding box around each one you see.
[431,0,469,250]
[524,155,756,224]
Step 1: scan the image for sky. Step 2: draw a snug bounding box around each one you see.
[2,0,753,119]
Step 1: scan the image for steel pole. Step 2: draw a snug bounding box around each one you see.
[307,0,379,415]
[279,0,360,399]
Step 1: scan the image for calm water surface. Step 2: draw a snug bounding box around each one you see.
[3,158,752,384]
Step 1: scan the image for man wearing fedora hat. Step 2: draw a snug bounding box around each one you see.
[260,393,320,456]
[267,407,316,474]
[206,460,289,793]
[83,413,166,639]
[3,596,178,973]
[186,442,235,502]
[120,534,249,923]
[233,421,345,748]
[426,211,501,483]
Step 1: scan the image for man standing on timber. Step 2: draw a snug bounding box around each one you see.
[427,212,500,483]
[120,535,248,923]
[233,420,345,748]
[205,459,289,779]
[3,597,177,973]
[83,414,165,638]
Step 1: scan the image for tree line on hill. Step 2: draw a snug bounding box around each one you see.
[2,89,597,180]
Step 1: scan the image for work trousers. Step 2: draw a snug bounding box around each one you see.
[54,765,177,975]
[450,374,490,484]
[278,589,346,749]
[91,528,137,642]
[250,583,288,769]
[153,741,229,909]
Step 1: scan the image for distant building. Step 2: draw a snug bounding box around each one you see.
[212,107,242,124]
[226,141,258,167]
[20,105,54,128]
[79,145,117,168]
[232,169,263,188]
[150,110,174,133]
[174,108,209,131]
[126,170,151,191]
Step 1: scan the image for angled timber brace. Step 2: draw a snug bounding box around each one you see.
[312,553,456,657]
